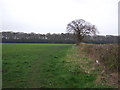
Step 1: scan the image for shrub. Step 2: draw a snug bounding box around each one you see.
[79,43,118,73]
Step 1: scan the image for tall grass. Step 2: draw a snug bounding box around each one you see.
[78,43,118,86]
[79,43,118,73]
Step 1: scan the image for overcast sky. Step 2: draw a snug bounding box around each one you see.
[0,0,119,35]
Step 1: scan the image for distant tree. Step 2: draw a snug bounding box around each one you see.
[66,19,98,45]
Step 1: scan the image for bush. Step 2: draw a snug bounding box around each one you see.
[79,43,118,73]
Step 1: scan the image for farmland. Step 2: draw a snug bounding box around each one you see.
[2,43,117,88]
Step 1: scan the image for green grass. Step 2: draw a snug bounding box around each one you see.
[2,43,72,88]
[2,43,115,88]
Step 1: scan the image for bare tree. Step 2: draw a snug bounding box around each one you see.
[66,19,98,45]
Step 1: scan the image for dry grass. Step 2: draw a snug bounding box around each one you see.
[78,43,119,87]
[79,43,118,72]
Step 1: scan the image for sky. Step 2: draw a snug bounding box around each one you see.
[0,0,119,35]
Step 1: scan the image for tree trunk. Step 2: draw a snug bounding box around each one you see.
[76,31,82,45]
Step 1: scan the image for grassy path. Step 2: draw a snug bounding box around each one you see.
[26,44,71,88]
[2,43,114,88]
[2,43,71,88]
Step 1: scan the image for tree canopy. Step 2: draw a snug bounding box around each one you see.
[67,19,98,45]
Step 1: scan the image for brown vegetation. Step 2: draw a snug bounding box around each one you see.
[78,43,119,87]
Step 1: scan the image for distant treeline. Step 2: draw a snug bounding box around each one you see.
[1,32,119,44]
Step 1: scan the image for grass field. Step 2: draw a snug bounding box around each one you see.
[2,43,115,88]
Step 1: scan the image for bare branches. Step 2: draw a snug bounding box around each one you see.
[66,19,98,44]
